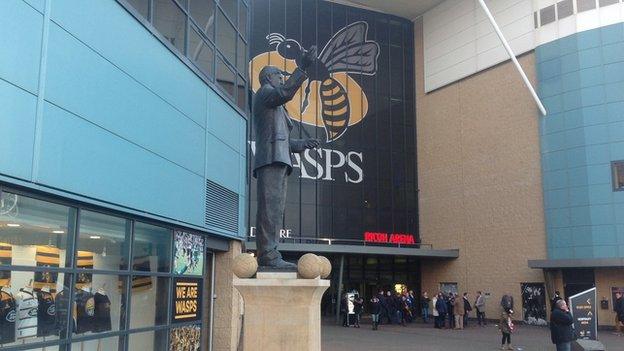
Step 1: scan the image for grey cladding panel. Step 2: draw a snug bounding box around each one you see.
[205,179,239,234]
[599,0,619,6]
[557,0,574,19]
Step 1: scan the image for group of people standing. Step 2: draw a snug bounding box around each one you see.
[428,291,487,330]
[368,290,418,330]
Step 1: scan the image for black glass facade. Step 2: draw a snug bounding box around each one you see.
[248,0,417,243]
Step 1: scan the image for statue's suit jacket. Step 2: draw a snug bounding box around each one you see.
[252,67,308,178]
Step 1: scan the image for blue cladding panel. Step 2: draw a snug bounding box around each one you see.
[23,0,44,13]
[45,23,206,176]
[37,102,206,226]
[0,0,43,94]
[49,0,208,128]
[0,81,37,180]
[205,132,241,193]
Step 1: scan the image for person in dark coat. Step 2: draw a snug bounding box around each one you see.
[435,292,448,329]
[370,296,381,330]
[463,292,473,327]
[550,299,575,351]
[378,290,390,325]
[340,293,349,327]
[446,293,455,329]
[421,291,431,323]
[550,291,562,312]
[353,296,363,328]
[614,292,624,335]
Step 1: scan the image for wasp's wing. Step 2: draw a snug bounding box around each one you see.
[319,21,379,75]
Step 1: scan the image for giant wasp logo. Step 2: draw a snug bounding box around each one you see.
[250,21,380,142]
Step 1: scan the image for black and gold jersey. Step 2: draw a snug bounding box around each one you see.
[0,290,16,344]
[93,292,111,332]
[34,246,60,293]
[74,289,95,334]
[36,290,56,337]
[75,251,94,290]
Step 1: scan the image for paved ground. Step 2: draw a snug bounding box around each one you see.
[321,320,624,351]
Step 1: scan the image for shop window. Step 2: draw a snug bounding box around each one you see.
[129,276,169,329]
[77,211,130,271]
[0,192,75,268]
[612,161,624,191]
[133,222,172,273]
[0,271,70,347]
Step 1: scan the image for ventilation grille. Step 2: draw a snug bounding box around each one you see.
[205,179,239,234]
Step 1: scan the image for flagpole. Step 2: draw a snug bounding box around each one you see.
[477,0,547,116]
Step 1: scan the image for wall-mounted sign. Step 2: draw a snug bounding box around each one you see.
[569,287,597,340]
[172,278,202,323]
[364,232,416,245]
[249,226,292,239]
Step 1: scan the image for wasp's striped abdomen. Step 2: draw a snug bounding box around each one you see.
[320,77,350,142]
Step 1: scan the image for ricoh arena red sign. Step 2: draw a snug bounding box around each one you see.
[364,232,416,245]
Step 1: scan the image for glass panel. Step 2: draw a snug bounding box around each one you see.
[175,0,188,9]
[614,162,624,190]
[189,0,215,39]
[0,192,74,268]
[129,330,168,351]
[73,274,127,336]
[77,211,130,271]
[219,0,237,24]
[129,276,169,329]
[171,324,202,350]
[0,271,70,346]
[72,336,121,351]
[189,27,215,78]
[173,231,205,275]
[236,76,246,111]
[153,0,187,53]
[126,0,149,18]
[133,222,172,273]
[236,36,246,73]
[216,8,236,64]
[239,2,247,37]
[216,56,236,97]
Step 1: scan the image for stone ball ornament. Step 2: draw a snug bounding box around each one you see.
[297,253,321,279]
[317,256,332,278]
[233,253,258,278]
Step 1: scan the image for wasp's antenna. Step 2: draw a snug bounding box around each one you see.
[266,33,285,47]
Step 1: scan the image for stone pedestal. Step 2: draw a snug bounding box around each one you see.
[234,272,330,351]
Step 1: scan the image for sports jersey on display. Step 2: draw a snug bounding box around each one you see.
[15,288,38,339]
[34,246,60,293]
[75,289,95,334]
[54,289,74,336]
[36,290,56,337]
[75,251,94,290]
[0,290,16,344]
[93,292,111,332]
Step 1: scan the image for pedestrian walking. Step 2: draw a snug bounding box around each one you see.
[432,293,440,328]
[475,291,487,326]
[370,296,381,330]
[446,293,455,329]
[550,299,575,351]
[421,291,431,323]
[435,292,447,329]
[453,294,465,329]
[463,292,472,327]
[353,295,363,328]
[341,293,349,327]
[378,290,389,325]
[499,308,514,350]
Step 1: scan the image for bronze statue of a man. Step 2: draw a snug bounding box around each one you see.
[253,46,319,269]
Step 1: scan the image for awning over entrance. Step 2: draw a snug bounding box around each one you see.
[528,258,624,269]
[244,241,459,259]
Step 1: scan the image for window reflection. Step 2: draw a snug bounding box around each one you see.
[133,222,172,273]
[216,9,236,65]
[189,27,215,77]
[129,277,169,329]
[219,0,238,23]
[77,211,130,271]
[126,0,149,18]
[189,0,215,39]
[153,0,187,53]
[217,56,236,97]
[0,192,74,268]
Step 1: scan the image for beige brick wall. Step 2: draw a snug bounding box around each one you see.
[414,18,547,320]
[212,241,243,351]
[593,268,623,327]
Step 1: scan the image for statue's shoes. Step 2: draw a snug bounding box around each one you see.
[257,257,297,271]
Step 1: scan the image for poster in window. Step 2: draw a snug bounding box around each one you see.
[172,277,202,324]
[169,324,201,351]
[173,231,204,276]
